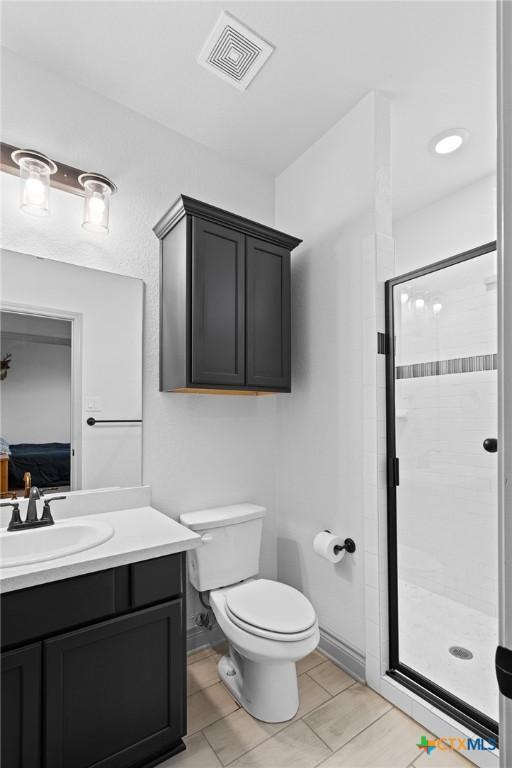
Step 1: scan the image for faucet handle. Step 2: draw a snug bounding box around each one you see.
[2,501,22,530]
[41,496,66,524]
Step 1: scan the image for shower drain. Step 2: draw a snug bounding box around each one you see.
[449,646,474,660]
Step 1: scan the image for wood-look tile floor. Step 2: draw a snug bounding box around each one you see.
[159,645,472,768]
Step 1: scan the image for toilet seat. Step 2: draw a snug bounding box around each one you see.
[225,579,317,642]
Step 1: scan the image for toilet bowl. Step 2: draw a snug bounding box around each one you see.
[180,504,319,723]
[210,579,319,722]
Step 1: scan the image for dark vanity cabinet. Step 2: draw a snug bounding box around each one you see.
[1,554,187,768]
[154,195,301,394]
[1,644,41,768]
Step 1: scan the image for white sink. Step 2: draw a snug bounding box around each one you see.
[0,519,115,568]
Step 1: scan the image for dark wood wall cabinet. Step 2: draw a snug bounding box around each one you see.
[154,195,301,394]
[1,553,186,768]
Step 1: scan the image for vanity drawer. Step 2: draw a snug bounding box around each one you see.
[130,553,184,608]
[1,569,116,649]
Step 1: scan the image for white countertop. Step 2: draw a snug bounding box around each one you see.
[0,506,201,593]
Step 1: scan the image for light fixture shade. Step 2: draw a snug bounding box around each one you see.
[11,149,57,216]
[79,173,117,235]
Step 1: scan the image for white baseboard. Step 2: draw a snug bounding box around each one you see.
[187,623,366,684]
[318,627,366,683]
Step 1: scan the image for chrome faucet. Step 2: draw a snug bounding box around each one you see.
[1,487,67,532]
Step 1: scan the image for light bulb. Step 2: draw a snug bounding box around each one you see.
[415,298,425,309]
[88,194,106,224]
[79,173,116,235]
[400,292,409,304]
[12,150,57,217]
[24,175,46,206]
[433,302,443,314]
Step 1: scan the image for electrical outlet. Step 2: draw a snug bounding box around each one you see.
[85,396,102,412]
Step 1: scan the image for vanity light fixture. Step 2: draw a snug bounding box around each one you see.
[432,301,443,314]
[79,173,117,235]
[1,142,117,235]
[415,297,425,309]
[11,149,57,216]
[431,128,469,155]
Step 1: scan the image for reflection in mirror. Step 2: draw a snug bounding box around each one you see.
[1,311,72,498]
[0,250,143,493]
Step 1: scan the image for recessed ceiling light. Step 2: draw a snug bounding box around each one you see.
[430,129,469,155]
[436,135,463,154]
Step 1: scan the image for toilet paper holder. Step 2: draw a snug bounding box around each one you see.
[324,531,356,555]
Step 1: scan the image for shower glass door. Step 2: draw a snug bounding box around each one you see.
[386,242,498,739]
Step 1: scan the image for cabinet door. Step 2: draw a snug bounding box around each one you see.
[45,601,184,768]
[191,217,245,385]
[246,237,291,389]
[1,643,41,768]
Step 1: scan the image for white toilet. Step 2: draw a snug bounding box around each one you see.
[180,503,319,723]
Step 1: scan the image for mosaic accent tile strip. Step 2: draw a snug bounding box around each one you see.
[396,353,497,380]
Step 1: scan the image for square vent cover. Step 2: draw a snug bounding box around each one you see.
[198,11,274,91]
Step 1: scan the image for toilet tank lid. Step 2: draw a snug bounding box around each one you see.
[180,503,266,531]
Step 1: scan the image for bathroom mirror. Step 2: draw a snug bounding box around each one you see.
[0,249,143,497]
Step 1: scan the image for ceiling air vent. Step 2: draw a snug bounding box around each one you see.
[198,11,274,91]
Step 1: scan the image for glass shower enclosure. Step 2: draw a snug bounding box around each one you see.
[385,242,498,740]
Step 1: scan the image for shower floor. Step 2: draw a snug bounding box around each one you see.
[398,580,499,723]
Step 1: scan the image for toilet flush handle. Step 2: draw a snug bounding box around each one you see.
[201,533,213,544]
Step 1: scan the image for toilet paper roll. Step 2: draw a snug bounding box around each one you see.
[313,531,346,563]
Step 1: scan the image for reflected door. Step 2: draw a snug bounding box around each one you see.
[386,242,498,739]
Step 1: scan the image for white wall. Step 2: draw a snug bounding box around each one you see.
[274,92,391,654]
[394,173,496,273]
[0,48,277,627]
[0,337,71,444]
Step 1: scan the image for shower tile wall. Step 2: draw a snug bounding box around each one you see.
[395,255,498,619]
[396,272,497,364]
[396,371,497,617]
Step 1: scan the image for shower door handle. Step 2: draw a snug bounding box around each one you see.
[483,438,498,453]
[388,457,400,487]
[496,646,512,698]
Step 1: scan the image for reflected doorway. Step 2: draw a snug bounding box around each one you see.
[0,311,72,498]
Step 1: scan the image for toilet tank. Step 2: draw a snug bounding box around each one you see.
[180,504,266,592]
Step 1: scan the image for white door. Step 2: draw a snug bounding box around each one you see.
[497,2,512,765]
